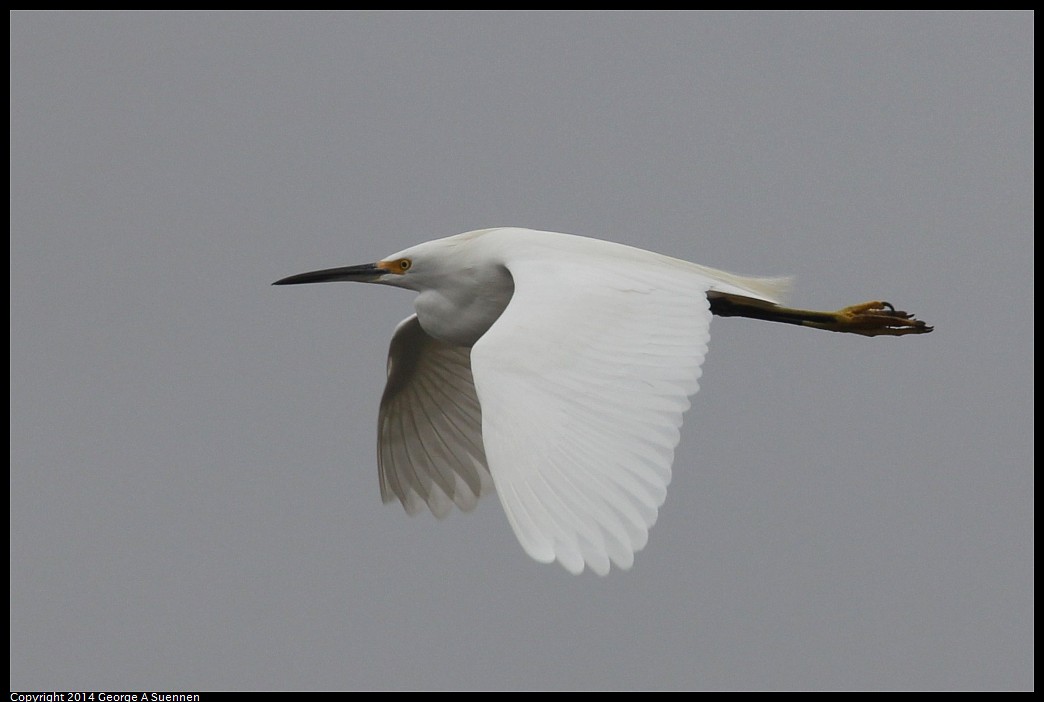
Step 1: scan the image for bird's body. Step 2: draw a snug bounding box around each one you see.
[275,227,931,574]
[376,228,789,345]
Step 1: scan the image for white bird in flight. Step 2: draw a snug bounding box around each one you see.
[274,227,931,575]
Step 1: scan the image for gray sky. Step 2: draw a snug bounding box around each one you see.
[10,11,1033,691]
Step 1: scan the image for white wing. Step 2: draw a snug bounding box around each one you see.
[378,314,492,517]
[470,257,714,575]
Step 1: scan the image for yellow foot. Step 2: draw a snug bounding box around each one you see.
[707,293,933,337]
[826,301,934,336]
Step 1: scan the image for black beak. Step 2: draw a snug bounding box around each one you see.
[272,262,383,286]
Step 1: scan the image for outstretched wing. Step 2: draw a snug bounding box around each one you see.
[378,315,492,517]
[470,258,714,575]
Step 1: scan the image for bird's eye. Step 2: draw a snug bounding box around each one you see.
[398,259,411,271]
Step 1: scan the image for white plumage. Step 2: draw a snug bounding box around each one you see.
[275,227,930,574]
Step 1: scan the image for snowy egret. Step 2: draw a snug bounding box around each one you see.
[274,227,931,575]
